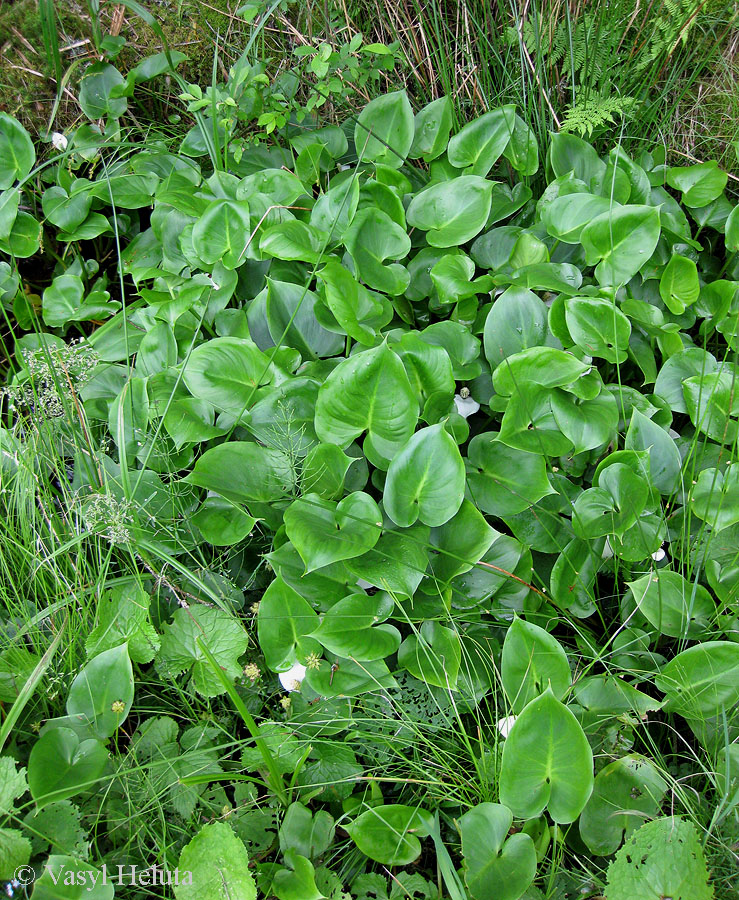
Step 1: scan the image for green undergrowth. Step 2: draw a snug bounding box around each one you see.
[0,16,739,900]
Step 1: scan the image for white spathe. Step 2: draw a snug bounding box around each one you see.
[496,715,517,738]
[454,394,480,418]
[51,132,68,151]
[278,662,307,692]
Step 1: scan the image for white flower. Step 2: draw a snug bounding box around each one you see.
[278,662,307,692]
[454,393,480,419]
[356,578,373,590]
[601,538,614,559]
[496,716,517,738]
[651,546,666,562]
[51,132,68,151]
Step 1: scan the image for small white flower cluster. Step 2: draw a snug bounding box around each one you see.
[82,493,133,545]
[2,340,99,420]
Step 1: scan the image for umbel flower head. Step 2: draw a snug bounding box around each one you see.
[2,339,99,420]
[82,492,133,545]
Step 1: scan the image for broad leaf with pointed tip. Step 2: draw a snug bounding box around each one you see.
[354,89,414,168]
[191,199,251,269]
[346,804,433,866]
[384,424,465,527]
[183,337,269,416]
[656,640,739,718]
[284,491,382,572]
[257,574,320,671]
[564,296,631,363]
[347,524,430,596]
[28,729,108,810]
[310,593,400,660]
[499,690,593,823]
[406,176,494,247]
[409,96,453,162]
[315,342,418,457]
[397,621,461,688]
[501,617,571,713]
[580,205,661,286]
[628,569,714,639]
[579,756,668,856]
[447,106,516,175]
[344,207,410,295]
[466,433,555,517]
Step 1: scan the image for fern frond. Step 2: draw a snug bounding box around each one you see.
[560,95,637,137]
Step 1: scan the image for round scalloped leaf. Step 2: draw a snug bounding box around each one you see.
[579,755,668,856]
[605,817,713,900]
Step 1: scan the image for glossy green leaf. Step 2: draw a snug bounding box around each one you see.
[683,370,739,443]
[28,729,108,810]
[191,199,251,269]
[406,176,494,247]
[344,207,410,294]
[354,89,414,168]
[691,465,739,531]
[310,592,400,660]
[549,132,604,183]
[429,498,495,583]
[284,491,382,571]
[347,804,432,865]
[384,424,465,527]
[0,113,35,188]
[409,96,453,162]
[310,175,359,240]
[659,254,700,314]
[564,296,631,363]
[580,205,661,286]
[346,524,430,597]
[398,621,461,688]
[257,574,320,671]
[66,645,134,739]
[579,756,668,856]
[502,113,539,176]
[260,220,328,263]
[459,802,537,900]
[266,278,344,358]
[447,106,516,176]
[499,690,593,823]
[467,433,555,517]
[185,441,295,502]
[625,409,681,495]
[655,641,739,717]
[192,497,256,546]
[315,341,418,458]
[183,337,269,416]
[484,287,549,366]
[541,193,615,243]
[78,63,127,119]
[666,161,728,208]
[501,617,571,713]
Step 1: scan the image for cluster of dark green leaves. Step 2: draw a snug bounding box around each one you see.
[1,76,739,899]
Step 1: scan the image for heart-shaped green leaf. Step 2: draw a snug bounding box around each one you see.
[459,802,537,900]
[384,424,465,527]
[284,491,382,572]
[499,689,594,823]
